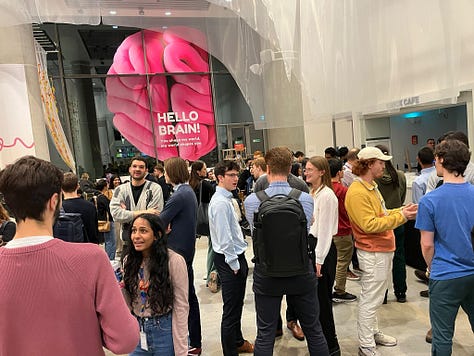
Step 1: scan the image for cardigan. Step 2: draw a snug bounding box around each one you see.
[345,179,406,252]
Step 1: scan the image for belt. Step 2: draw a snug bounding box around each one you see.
[135,311,171,322]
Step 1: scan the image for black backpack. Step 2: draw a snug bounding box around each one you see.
[252,188,309,277]
[53,209,86,243]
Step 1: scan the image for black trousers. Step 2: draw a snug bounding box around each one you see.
[317,241,339,351]
[254,282,329,356]
[214,252,248,356]
[187,263,202,348]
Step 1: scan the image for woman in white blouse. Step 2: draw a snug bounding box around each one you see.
[305,156,340,355]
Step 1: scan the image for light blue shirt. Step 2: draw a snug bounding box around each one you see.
[412,166,436,203]
[244,181,314,233]
[208,186,247,271]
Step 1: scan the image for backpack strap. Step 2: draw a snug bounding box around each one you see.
[256,190,270,202]
[145,181,153,208]
[287,188,302,200]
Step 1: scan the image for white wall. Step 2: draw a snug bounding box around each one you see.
[365,105,467,171]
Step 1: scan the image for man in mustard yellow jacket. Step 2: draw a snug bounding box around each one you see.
[345,147,417,356]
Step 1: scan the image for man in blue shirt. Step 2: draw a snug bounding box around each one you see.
[415,139,474,355]
[209,160,254,355]
[412,147,435,204]
[244,146,329,356]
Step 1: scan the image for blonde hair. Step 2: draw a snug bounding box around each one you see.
[307,156,333,193]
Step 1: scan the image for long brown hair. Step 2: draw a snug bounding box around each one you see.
[307,156,333,193]
[189,160,206,190]
[0,204,9,222]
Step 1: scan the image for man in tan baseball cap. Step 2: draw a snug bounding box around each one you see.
[344,146,417,356]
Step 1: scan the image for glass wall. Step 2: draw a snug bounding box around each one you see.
[41,23,262,178]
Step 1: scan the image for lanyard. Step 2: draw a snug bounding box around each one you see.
[138,267,149,316]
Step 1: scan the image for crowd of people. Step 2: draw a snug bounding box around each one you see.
[0,131,473,356]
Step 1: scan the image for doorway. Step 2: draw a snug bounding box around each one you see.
[219,124,266,160]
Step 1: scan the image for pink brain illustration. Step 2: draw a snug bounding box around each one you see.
[106,28,216,161]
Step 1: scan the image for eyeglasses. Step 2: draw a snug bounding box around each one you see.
[224,173,239,178]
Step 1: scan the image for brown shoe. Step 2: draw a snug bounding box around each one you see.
[425,328,432,344]
[287,321,305,341]
[237,340,254,353]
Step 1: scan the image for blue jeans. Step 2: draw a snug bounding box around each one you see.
[131,314,174,356]
[104,221,116,260]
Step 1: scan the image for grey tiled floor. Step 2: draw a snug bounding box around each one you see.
[107,237,474,355]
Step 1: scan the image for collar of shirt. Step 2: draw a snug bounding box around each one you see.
[173,183,188,192]
[5,236,54,248]
[354,177,377,191]
[420,166,435,175]
[268,181,291,188]
[215,186,233,198]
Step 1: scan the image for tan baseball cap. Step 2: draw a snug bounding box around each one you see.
[357,147,392,161]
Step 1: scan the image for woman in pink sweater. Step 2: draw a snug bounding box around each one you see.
[123,213,189,356]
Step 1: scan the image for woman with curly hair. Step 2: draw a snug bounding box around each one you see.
[123,213,189,356]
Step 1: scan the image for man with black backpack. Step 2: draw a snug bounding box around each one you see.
[244,146,329,355]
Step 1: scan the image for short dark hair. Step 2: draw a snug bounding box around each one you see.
[214,160,240,182]
[324,147,338,158]
[445,131,469,148]
[154,164,164,174]
[418,147,435,165]
[294,151,305,158]
[328,158,343,178]
[164,157,189,184]
[95,179,108,191]
[0,156,63,221]
[338,146,349,158]
[62,172,79,193]
[265,147,293,175]
[435,139,471,177]
[130,156,147,169]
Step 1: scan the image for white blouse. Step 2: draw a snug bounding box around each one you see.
[309,185,338,265]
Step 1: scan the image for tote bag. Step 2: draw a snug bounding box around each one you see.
[196,181,210,236]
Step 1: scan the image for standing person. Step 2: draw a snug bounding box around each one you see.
[110,157,164,248]
[342,148,360,188]
[328,158,357,303]
[252,156,308,342]
[415,139,474,355]
[189,160,218,292]
[305,156,340,355]
[245,146,329,356]
[0,156,139,355]
[109,174,124,258]
[209,160,254,355]
[62,172,99,244]
[94,179,116,260]
[153,163,172,203]
[123,214,189,356]
[412,147,435,204]
[374,144,408,303]
[0,203,15,244]
[159,157,202,355]
[342,148,362,279]
[345,147,417,356]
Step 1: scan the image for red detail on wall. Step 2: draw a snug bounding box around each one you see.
[411,135,418,145]
[0,137,35,151]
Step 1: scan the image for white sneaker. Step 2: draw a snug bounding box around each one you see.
[358,346,380,356]
[374,331,397,346]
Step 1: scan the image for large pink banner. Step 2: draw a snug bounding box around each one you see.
[106,27,216,161]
